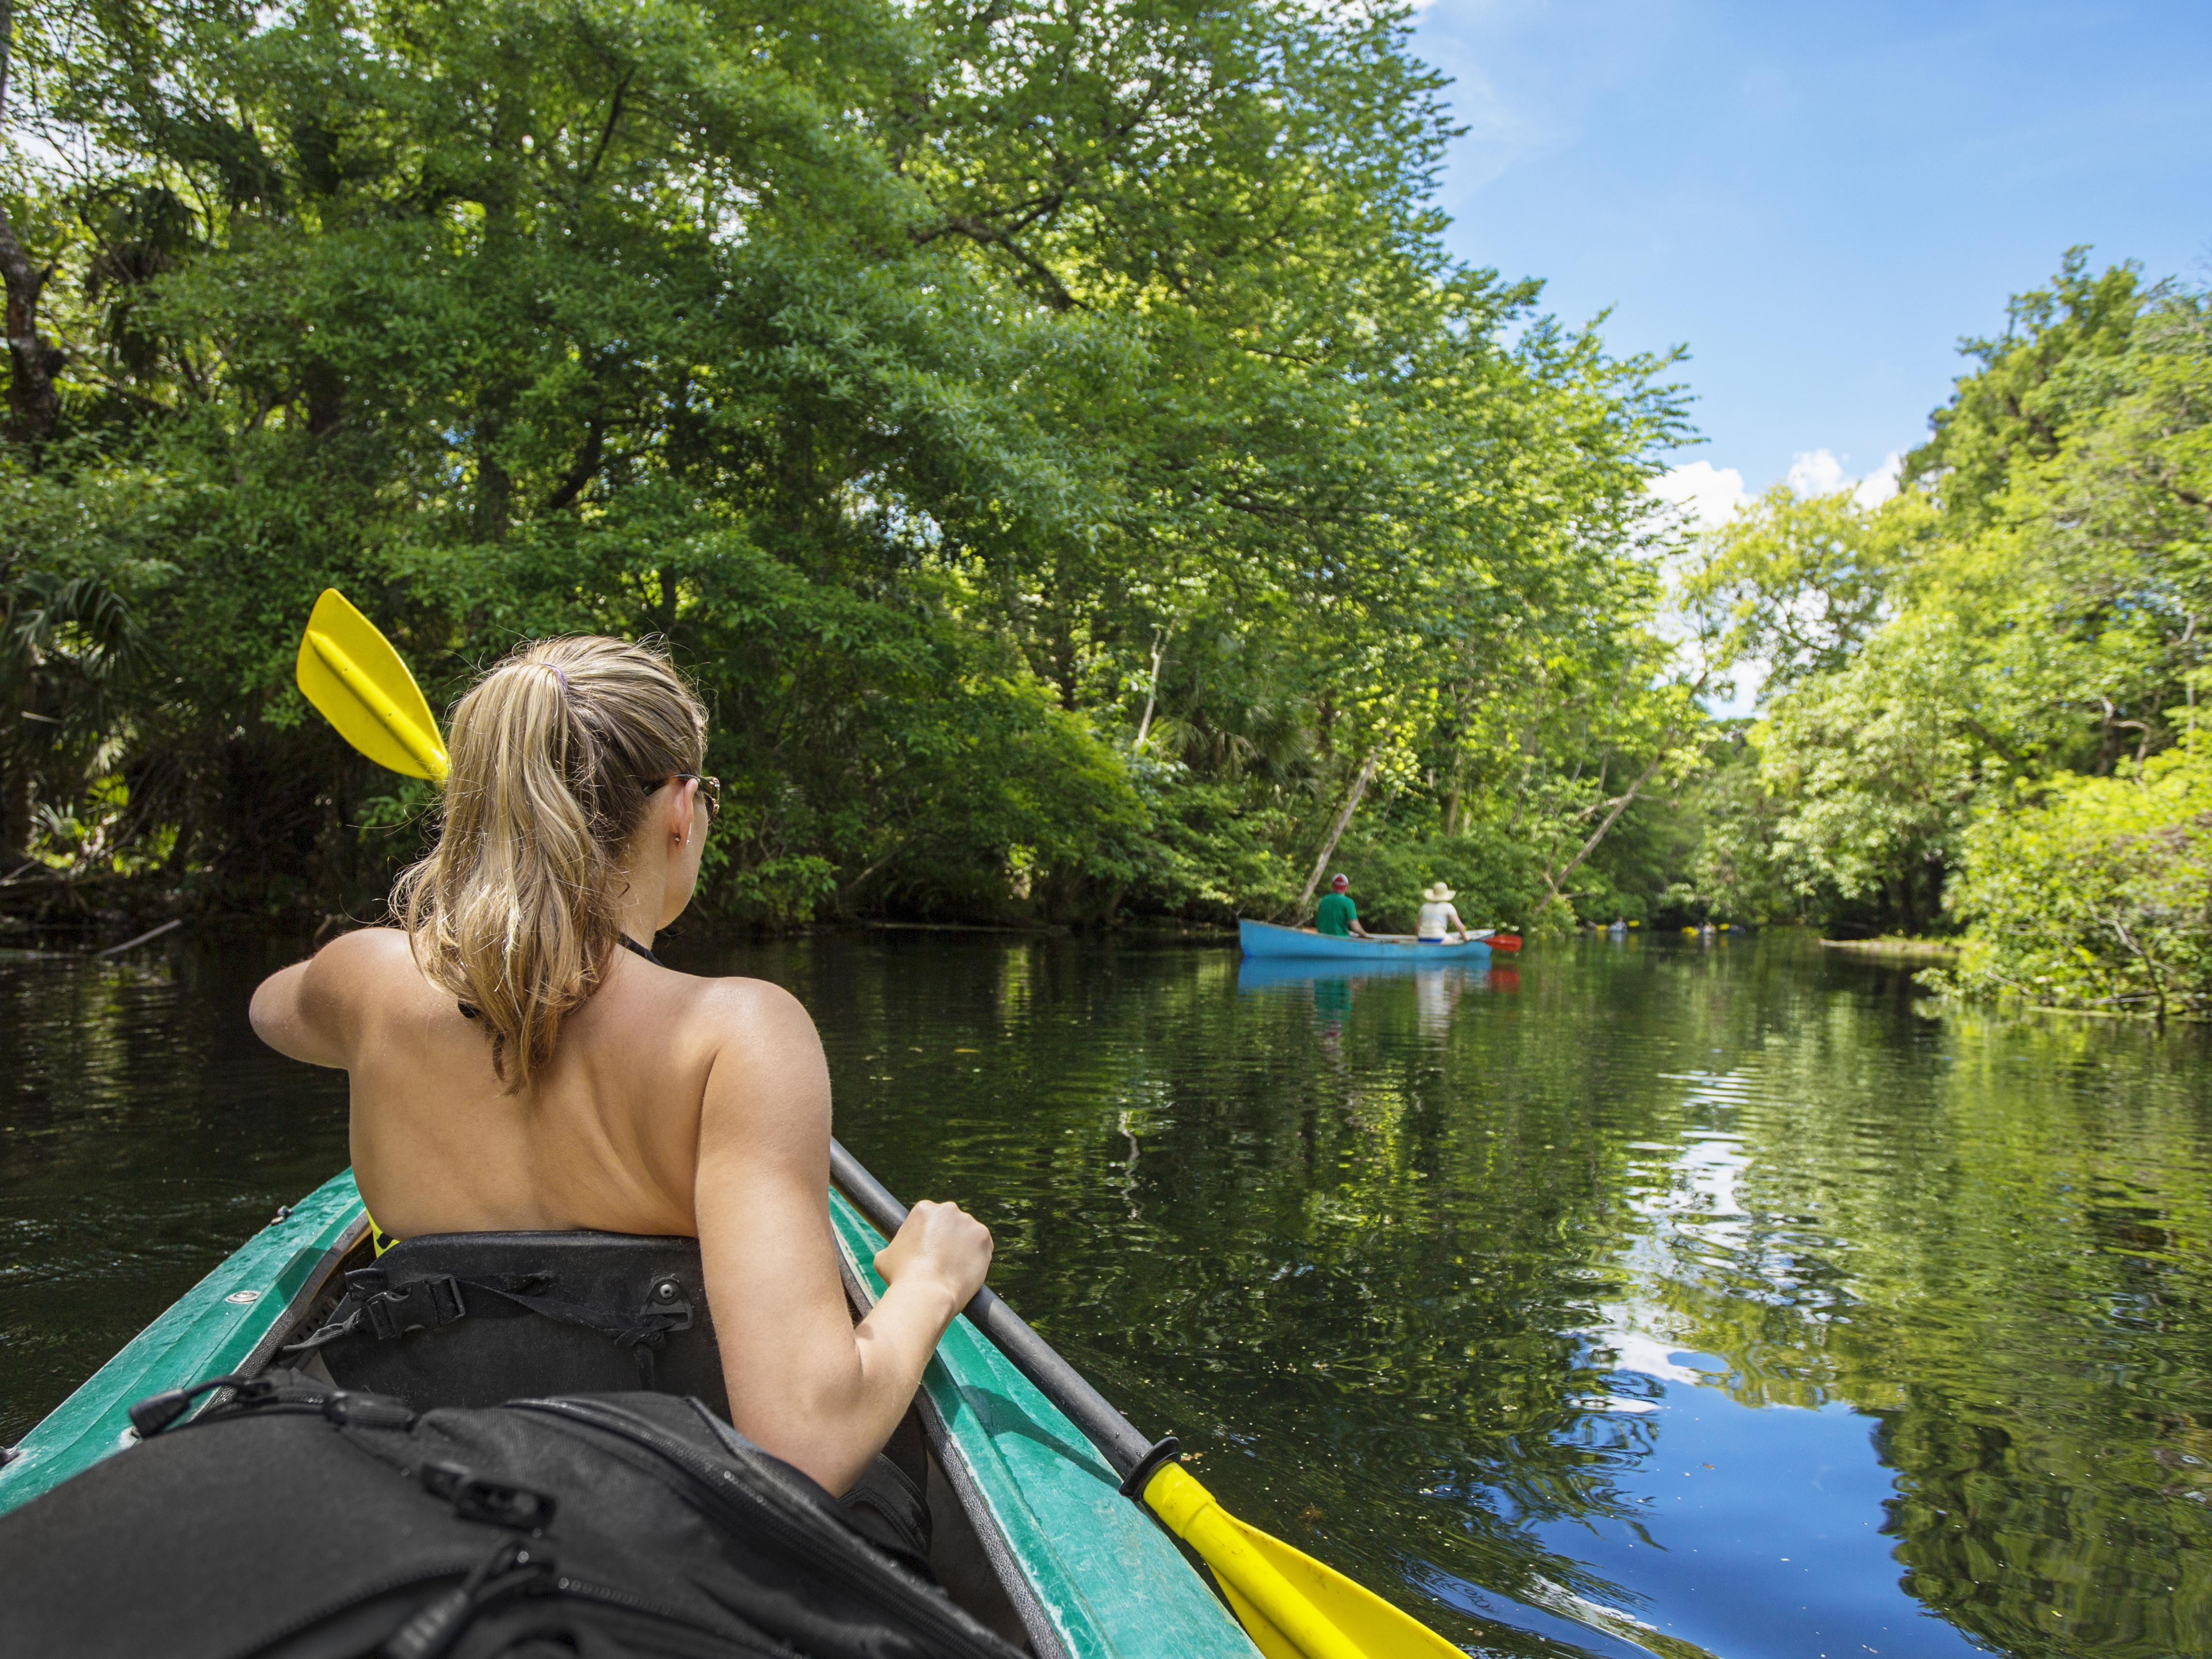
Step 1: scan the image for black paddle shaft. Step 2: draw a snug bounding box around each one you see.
[828,1138,1164,1483]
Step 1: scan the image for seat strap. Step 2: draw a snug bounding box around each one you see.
[840,1453,933,1569]
[283,1269,695,1388]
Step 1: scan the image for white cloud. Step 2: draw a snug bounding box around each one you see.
[1658,447,1910,522]
[1852,450,1905,508]
[1648,460,1749,530]
[1785,447,1847,495]
[1786,447,1905,508]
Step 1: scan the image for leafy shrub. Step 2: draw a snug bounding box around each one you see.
[1934,743,2212,1018]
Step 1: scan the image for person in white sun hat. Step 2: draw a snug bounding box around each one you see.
[1416,881,1469,944]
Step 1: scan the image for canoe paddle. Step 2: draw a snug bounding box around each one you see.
[295,588,450,781]
[292,591,1463,1658]
[829,1140,1463,1659]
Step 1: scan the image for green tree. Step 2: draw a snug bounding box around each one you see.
[1905,247,2146,533]
[1679,255,2210,948]
[0,0,1694,927]
[1752,614,1995,931]
[1682,482,1938,699]
[1935,742,2212,1018]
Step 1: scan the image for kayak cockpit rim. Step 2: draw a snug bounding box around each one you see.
[215,1211,375,1412]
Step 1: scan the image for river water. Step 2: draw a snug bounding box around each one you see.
[2,929,2207,1658]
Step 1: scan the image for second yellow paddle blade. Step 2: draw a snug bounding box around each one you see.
[296,588,449,781]
[1143,1465,1463,1659]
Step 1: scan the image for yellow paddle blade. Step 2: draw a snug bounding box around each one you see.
[1141,1464,1463,1659]
[296,588,449,781]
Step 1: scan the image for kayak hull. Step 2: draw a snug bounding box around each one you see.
[1238,917,1491,961]
[0,1170,1255,1659]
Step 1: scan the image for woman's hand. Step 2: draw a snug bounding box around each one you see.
[873,1199,993,1313]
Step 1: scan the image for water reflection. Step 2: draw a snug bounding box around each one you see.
[3,931,2209,1659]
[799,933,2212,1659]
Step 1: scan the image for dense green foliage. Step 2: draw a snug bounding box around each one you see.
[1938,745,2212,1017]
[1676,250,2212,1011]
[0,0,1693,930]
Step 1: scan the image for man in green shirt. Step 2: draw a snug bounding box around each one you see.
[1313,873,1369,938]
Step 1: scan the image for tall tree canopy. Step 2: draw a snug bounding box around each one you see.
[0,0,1691,929]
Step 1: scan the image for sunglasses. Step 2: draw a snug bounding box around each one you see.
[642,772,721,824]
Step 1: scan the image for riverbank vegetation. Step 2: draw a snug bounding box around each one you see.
[3,1,2206,1014]
[1679,252,2212,1015]
[0,0,1692,937]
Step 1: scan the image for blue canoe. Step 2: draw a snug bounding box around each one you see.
[1238,917,1491,961]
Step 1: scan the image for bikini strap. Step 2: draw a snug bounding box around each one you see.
[458,936,660,1020]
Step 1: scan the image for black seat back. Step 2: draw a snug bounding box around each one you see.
[304,1231,728,1415]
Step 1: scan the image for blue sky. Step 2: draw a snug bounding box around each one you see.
[1408,0,2212,524]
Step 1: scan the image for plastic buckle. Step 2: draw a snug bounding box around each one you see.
[320,1390,419,1430]
[364,1274,467,1340]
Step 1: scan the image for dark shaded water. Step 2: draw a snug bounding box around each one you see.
[3,930,2209,1659]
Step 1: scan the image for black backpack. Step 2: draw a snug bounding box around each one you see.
[0,1370,1025,1659]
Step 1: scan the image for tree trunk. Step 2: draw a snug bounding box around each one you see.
[473,448,513,542]
[1294,754,1377,914]
[1132,624,1169,751]
[0,0,64,463]
[0,0,62,461]
[1536,674,1710,916]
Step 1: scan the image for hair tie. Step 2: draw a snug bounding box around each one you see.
[551,665,570,692]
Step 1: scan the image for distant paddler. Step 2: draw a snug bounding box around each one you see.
[1416,881,1470,944]
[1311,872,1371,938]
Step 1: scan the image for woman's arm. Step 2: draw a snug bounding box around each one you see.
[693,982,991,1495]
[248,931,384,1067]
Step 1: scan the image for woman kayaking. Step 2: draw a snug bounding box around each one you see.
[247,635,993,1497]
[1416,881,1470,943]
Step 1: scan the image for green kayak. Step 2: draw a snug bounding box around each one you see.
[0,1169,1257,1659]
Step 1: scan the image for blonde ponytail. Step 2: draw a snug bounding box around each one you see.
[393,636,707,1091]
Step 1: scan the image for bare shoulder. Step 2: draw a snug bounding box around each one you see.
[314,925,415,971]
[304,926,420,999]
[251,926,419,1066]
[689,974,821,1057]
[690,975,829,1147]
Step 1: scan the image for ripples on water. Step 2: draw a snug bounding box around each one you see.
[2,930,2208,1659]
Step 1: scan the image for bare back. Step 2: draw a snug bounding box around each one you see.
[307,927,776,1241]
